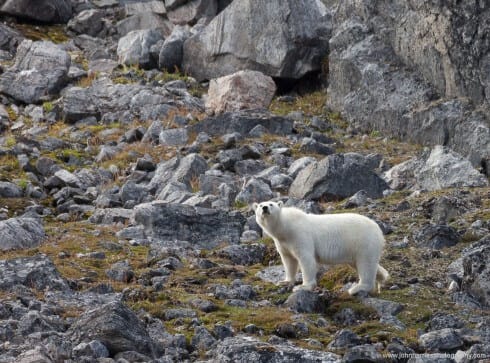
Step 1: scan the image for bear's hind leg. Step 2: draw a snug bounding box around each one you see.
[348,260,377,295]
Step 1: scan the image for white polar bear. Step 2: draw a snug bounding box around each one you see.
[253,200,389,295]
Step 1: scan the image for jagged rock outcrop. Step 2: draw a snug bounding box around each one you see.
[289,153,388,201]
[0,0,72,24]
[0,218,45,251]
[326,0,490,173]
[384,146,488,191]
[183,0,330,81]
[0,40,71,104]
[68,301,155,357]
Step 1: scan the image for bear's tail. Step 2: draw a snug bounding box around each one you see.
[376,265,390,293]
[376,265,390,283]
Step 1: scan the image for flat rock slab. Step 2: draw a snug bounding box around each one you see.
[210,335,341,362]
[0,217,45,251]
[188,110,293,137]
[0,254,69,291]
[133,202,246,249]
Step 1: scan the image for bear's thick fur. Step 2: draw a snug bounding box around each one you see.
[253,200,389,295]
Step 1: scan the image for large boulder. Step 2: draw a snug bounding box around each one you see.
[62,77,201,123]
[0,23,24,55]
[188,110,293,137]
[205,70,276,114]
[167,0,217,25]
[146,153,208,197]
[0,40,71,103]
[0,254,69,291]
[133,202,246,249]
[384,146,488,191]
[0,217,45,251]
[0,0,72,23]
[326,1,490,173]
[461,236,490,308]
[68,301,155,357]
[117,29,164,69]
[289,153,388,201]
[158,25,191,71]
[182,0,330,81]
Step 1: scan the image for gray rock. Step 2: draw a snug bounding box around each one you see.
[209,335,341,363]
[167,0,217,25]
[414,224,461,250]
[62,77,197,123]
[0,40,70,104]
[0,0,72,23]
[124,1,167,16]
[133,201,246,249]
[106,260,135,283]
[0,254,69,291]
[0,23,23,54]
[235,178,274,205]
[290,153,389,201]
[0,181,22,198]
[461,236,490,308]
[342,344,387,363]
[333,307,362,326]
[68,301,155,356]
[327,329,363,350]
[191,326,217,351]
[342,190,370,208]
[287,156,317,179]
[299,137,334,156]
[164,308,197,320]
[0,217,45,251]
[418,328,463,352]
[117,29,164,69]
[213,281,256,300]
[89,208,134,225]
[120,181,147,205]
[217,243,266,266]
[159,127,189,146]
[361,298,404,317]
[327,2,490,174]
[384,146,488,191]
[117,12,173,38]
[189,110,293,137]
[67,9,106,37]
[189,298,218,313]
[158,25,191,71]
[284,290,329,314]
[428,313,465,331]
[182,0,329,81]
[147,153,208,196]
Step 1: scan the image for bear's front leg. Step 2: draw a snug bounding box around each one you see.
[278,251,298,286]
[293,253,318,292]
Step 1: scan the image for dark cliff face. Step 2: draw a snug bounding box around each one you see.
[326,0,490,173]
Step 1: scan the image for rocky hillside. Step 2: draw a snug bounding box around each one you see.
[0,1,489,362]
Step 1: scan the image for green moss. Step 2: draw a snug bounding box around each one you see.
[13,24,69,43]
[42,101,54,113]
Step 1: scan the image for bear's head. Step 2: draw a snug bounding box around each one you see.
[252,200,283,225]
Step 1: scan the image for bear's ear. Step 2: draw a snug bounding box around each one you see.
[277,201,284,208]
[252,203,258,211]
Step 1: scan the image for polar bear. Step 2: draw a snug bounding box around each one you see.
[253,200,389,295]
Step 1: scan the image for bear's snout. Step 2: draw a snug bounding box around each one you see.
[262,205,269,214]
